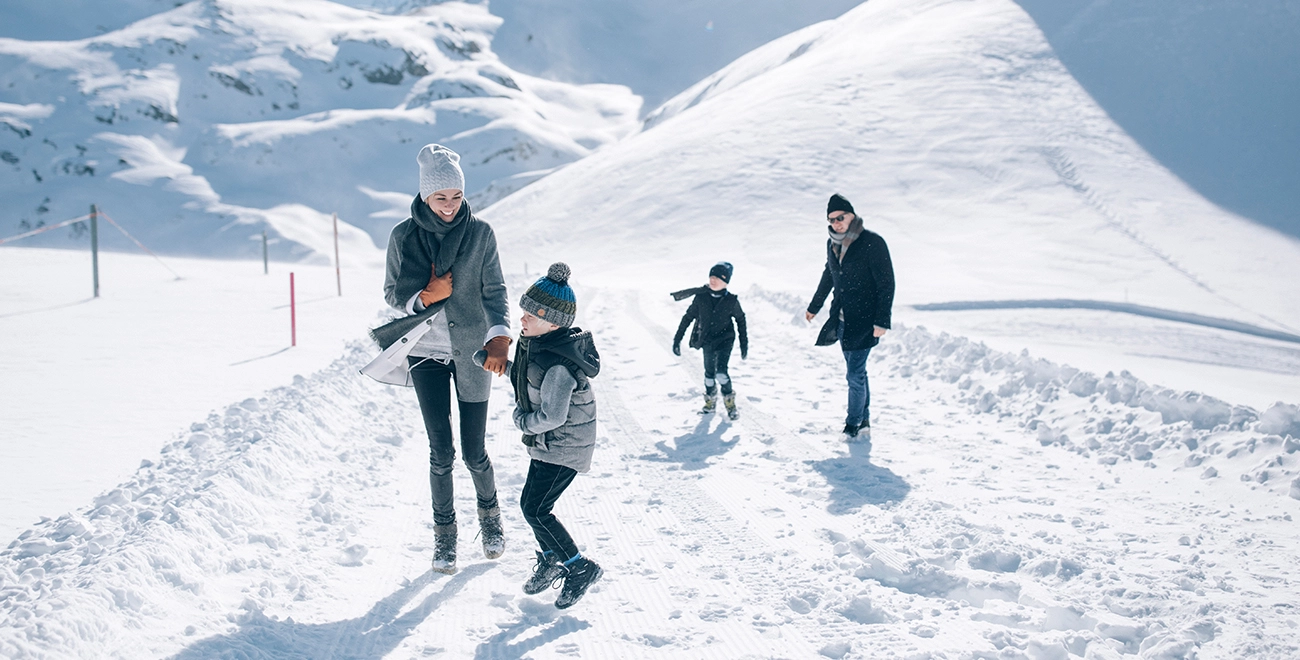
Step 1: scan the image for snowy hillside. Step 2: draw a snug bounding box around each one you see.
[1013,0,1300,238]
[485,0,1300,355]
[0,0,639,261]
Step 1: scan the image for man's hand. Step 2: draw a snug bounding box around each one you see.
[419,267,452,307]
[741,348,748,360]
[874,325,888,338]
[672,342,681,356]
[805,310,815,322]
[482,335,511,376]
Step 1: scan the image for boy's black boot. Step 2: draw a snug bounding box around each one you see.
[555,556,603,609]
[432,524,457,575]
[478,506,505,560]
[842,423,859,438]
[700,384,717,415]
[523,550,565,595]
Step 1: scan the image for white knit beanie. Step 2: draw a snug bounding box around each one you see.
[417,144,465,199]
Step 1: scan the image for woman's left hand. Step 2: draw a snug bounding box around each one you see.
[482,336,511,376]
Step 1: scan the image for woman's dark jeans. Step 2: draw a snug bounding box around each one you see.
[409,357,498,526]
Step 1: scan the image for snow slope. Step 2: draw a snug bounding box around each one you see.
[1012,0,1300,238]
[0,246,386,543]
[483,0,1300,407]
[0,0,639,260]
[487,0,1300,324]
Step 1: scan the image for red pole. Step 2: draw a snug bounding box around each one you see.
[333,212,341,297]
[290,271,297,347]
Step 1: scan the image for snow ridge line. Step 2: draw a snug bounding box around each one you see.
[746,285,1300,501]
[0,341,416,658]
[1040,146,1298,334]
[912,299,1300,345]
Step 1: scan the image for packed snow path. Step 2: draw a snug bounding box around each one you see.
[2,283,1298,658]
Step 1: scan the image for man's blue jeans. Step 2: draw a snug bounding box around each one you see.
[839,320,872,427]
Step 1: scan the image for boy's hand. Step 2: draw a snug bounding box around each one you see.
[420,267,453,306]
[672,342,681,356]
[482,335,511,376]
[805,310,815,322]
[741,348,747,360]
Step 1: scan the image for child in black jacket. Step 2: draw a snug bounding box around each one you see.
[671,262,748,420]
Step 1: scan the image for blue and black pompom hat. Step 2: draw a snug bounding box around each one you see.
[521,263,577,327]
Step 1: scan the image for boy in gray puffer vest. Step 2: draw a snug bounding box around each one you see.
[509,263,604,609]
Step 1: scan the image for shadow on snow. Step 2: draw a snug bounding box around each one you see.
[640,416,737,470]
[171,564,492,660]
[472,607,590,660]
[808,440,911,514]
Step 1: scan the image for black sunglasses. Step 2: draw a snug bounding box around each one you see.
[827,213,853,223]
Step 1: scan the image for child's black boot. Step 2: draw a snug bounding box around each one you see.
[555,556,603,609]
[523,550,565,595]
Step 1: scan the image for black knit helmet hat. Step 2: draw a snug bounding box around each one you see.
[520,263,577,327]
[827,193,854,217]
[708,261,734,284]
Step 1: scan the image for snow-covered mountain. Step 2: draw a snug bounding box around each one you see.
[0,0,639,262]
[485,0,1300,335]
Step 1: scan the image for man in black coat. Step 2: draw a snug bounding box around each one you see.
[805,194,895,439]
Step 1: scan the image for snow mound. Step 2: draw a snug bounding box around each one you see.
[0,0,640,261]
[0,342,415,657]
[752,285,1300,501]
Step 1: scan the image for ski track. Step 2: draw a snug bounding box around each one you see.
[1,280,1299,658]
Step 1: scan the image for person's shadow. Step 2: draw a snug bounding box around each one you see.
[808,440,911,514]
[472,606,591,659]
[171,564,491,659]
[640,417,736,470]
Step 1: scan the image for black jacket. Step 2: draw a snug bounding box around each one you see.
[672,288,748,355]
[807,228,895,351]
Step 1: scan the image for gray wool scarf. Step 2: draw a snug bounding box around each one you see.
[369,196,472,350]
[828,216,864,263]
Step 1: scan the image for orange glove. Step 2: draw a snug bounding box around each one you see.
[482,335,511,376]
[419,267,452,307]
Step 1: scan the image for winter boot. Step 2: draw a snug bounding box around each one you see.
[431,523,457,575]
[841,423,859,438]
[478,506,505,560]
[522,550,566,595]
[555,556,603,609]
[700,385,717,415]
[724,393,739,420]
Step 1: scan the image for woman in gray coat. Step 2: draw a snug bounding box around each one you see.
[372,144,511,575]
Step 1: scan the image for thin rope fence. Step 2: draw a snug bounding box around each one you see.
[99,212,182,280]
[0,214,91,246]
